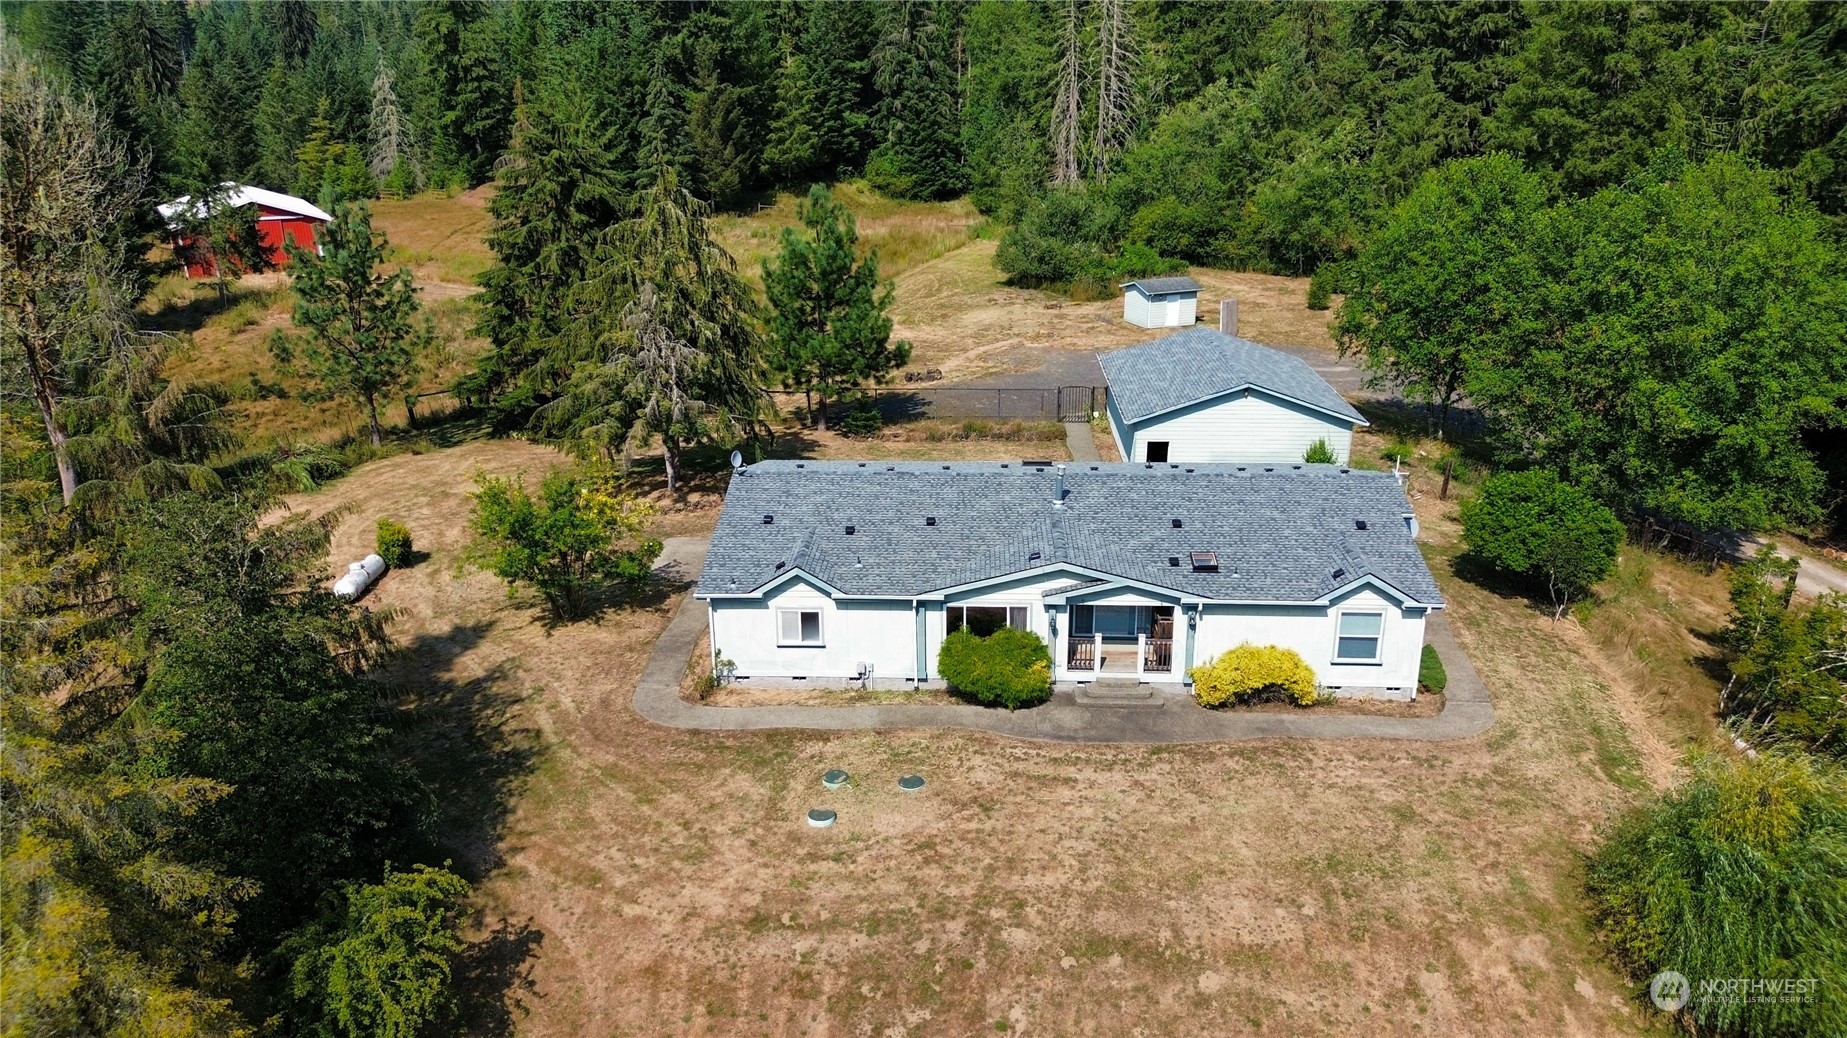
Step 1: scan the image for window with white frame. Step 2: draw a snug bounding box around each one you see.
[777,608,824,646]
[947,604,1028,637]
[1334,611,1384,662]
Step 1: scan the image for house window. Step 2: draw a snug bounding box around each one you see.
[1334,611,1384,662]
[1146,441,1170,463]
[778,609,824,646]
[948,605,1028,637]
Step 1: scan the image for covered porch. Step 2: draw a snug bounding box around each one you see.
[1054,600,1185,684]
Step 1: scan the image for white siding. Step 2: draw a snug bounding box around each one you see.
[1192,588,1426,697]
[1122,287,1197,329]
[1128,390,1355,465]
[710,577,915,684]
[1106,391,1132,462]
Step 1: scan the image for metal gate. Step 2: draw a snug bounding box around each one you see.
[1058,385,1096,421]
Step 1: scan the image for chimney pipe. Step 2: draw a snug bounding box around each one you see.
[1220,299,1238,336]
[1054,464,1067,508]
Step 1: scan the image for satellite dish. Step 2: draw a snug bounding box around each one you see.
[729,449,744,470]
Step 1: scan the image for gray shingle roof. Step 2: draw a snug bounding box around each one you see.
[696,461,1442,607]
[1098,328,1367,426]
[1120,276,1201,295]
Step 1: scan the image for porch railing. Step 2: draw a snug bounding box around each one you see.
[1144,636,1173,673]
[1067,634,1099,671]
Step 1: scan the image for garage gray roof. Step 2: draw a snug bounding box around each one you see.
[1119,276,1201,295]
[1098,328,1367,426]
[696,461,1442,607]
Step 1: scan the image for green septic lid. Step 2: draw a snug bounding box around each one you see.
[898,775,925,791]
[821,769,849,789]
[806,808,837,827]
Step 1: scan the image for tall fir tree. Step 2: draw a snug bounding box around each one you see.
[765,0,877,184]
[866,0,966,200]
[471,81,626,418]
[763,185,910,429]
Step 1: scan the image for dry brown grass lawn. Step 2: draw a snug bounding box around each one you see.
[889,239,1334,384]
[151,188,496,448]
[260,434,1718,1038]
[712,182,984,287]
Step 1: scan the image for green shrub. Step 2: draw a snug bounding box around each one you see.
[1419,643,1447,693]
[839,407,883,438]
[1586,752,1847,1037]
[1190,643,1319,707]
[1304,437,1337,464]
[375,518,413,567]
[465,469,663,621]
[938,627,1053,710]
[1461,468,1624,617]
[1306,265,1334,310]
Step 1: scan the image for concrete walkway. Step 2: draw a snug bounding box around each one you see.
[633,537,1494,744]
[1064,422,1100,462]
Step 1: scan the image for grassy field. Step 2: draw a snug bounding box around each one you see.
[260,415,1745,1038]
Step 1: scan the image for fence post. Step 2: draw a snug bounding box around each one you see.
[1440,458,1453,500]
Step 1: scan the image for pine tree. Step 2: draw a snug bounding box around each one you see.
[271,204,436,446]
[763,185,910,430]
[410,0,509,186]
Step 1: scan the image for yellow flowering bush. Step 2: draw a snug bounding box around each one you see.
[1189,643,1319,707]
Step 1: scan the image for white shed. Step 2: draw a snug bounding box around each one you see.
[1098,328,1368,464]
[1120,276,1200,328]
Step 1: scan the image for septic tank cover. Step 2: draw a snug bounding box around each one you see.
[821,769,849,789]
[898,775,925,792]
[806,808,837,828]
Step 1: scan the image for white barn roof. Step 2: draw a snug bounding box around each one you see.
[157,183,333,226]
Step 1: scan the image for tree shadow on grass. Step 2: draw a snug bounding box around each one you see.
[386,621,541,878]
[454,918,544,1038]
[1444,550,1572,621]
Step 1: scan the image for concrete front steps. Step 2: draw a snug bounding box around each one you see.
[1072,679,1167,708]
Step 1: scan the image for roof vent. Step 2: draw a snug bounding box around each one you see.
[886,465,895,471]
[925,516,937,527]
[1264,466,1274,472]
[1190,551,1219,572]
[1028,551,1042,562]
[1168,556,1180,567]
[762,514,774,524]
[1185,467,1195,473]
[796,463,805,468]
[845,525,856,535]
[1089,465,1099,471]
[1339,467,1350,474]
[1331,567,1346,580]
[857,462,867,468]
[1144,463,1153,469]
[1171,518,1183,529]
[1354,520,1368,531]
[941,465,951,470]
[776,561,786,570]
[1001,463,1010,469]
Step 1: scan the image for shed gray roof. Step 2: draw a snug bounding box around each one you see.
[1119,276,1201,295]
[1098,328,1367,426]
[696,461,1442,607]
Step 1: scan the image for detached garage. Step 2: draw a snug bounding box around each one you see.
[1098,328,1368,464]
[1120,276,1200,328]
[157,183,331,279]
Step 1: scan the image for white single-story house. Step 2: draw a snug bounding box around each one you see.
[1098,328,1368,465]
[695,461,1443,700]
[1120,276,1200,328]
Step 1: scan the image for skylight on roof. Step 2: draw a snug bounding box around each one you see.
[1190,551,1219,572]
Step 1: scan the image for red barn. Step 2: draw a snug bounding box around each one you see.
[158,183,333,279]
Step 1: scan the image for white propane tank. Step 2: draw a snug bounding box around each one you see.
[332,554,388,600]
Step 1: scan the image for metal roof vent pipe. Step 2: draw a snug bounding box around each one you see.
[1053,464,1067,509]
